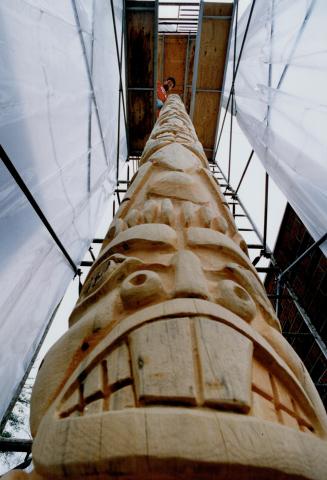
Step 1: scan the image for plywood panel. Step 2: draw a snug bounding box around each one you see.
[192,2,232,159]
[163,35,187,97]
[197,27,231,88]
[128,91,153,153]
[126,2,155,154]
[193,91,221,154]
[204,2,233,17]
[157,34,195,112]
[127,5,154,88]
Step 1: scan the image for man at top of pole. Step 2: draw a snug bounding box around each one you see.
[157,76,176,113]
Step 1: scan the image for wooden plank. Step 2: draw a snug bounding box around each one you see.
[192,2,232,158]
[126,2,155,154]
[156,34,196,113]
[193,91,221,153]
[128,91,153,153]
[163,35,187,97]
[203,2,233,17]
[197,17,231,89]
[127,5,154,88]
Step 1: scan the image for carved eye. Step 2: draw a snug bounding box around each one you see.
[120,270,164,308]
[80,255,127,300]
[82,260,110,297]
[215,279,256,322]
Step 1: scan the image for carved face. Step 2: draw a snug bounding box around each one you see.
[71,224,259,327]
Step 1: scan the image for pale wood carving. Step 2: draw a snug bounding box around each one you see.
[5,95,327,479]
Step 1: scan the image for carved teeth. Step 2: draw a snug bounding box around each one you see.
[161,199,175,226]
[199,205,215,228]
[182,201,197,226]
[144,200,158,223]
[125,208,143,227]
[59,389,80,418]
[58,306,315,435]
[59,343,134,418]
[83,363,104,401]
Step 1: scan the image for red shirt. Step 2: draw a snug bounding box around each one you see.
[157,82,167,103]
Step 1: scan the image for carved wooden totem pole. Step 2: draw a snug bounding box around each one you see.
[6,95,327,479]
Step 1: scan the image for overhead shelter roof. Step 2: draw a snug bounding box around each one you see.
[126,1,233,158]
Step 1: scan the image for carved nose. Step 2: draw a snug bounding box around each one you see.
[172,250,209,299]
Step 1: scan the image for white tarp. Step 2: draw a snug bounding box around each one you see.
[222,0,327,255]
[0,0,127,422]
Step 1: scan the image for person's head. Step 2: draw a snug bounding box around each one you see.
[163,76,176,92]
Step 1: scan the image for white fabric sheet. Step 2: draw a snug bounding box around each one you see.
[0,0,127,421]
[222,0,327,255]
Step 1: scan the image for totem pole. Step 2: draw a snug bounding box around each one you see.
[6,95,327,479]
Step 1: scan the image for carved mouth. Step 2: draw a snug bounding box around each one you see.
[56,298,316,438]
